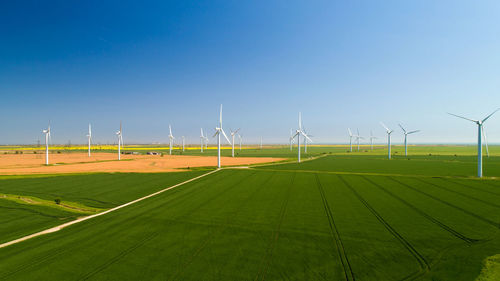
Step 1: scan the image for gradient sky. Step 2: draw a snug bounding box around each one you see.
[1,0,500,145]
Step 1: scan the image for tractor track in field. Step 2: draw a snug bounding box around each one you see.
[255,173,295,281]
[171,171,277,281]
[78,232,159,280]
[337,175,429,281]
[415,178,500,209]
[387,177,500,229]
[441,178,500,198]
[316,174,355,281]
[361,176,480,244]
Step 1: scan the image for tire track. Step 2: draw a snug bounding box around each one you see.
[337,175,429,280]
[441,179,500,197]
[316,174,355,281]
[255,173,295,281]
[361,176,479,244]
[387,177,499,229]
[414,178,500,209]
[78,232,159,280]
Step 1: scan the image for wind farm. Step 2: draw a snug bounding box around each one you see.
[2,1,500,281]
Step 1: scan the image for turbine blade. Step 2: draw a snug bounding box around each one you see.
[482,108,500,123]
[483,126,489,157]
[220,104,223,126]
[380,122,390,132]
[221,128,231,144]
[348,128,352,136]
[447,112,477,123]
[407,130,420,134]
[398,123,406,133]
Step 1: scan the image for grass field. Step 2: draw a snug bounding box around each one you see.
[0,146,499,280]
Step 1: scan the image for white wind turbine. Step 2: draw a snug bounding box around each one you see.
[448,109,499,178]
[380,122,394,159]
[213,104,232,168]
[355,129,363,152]
[181,136,185,152]
[87,123,92,157]
[289,128,295,151]
[230,128,240,157]
[204,129,209,149]
[168,125,174,155]
[348,128,354,152]
[398,123,420,157]
[302,127,312,153]
[291,112,312,163]
[369,131,377,151]
[42,123,51,165]
[260,136,263,150]
[200,128,205,152]
[116,122,123,160]
[238,133,242,151]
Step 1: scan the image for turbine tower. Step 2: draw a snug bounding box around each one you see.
[42,123,51,165]
[348,128,353,152]
[260,137,263,150]
[398,124,420,157]
[200,128,205,152]
[369,131,377,151]
[213,104,231,168]
[116,122,123,160]
[168,125,174,155]
[291,112,312,163]
[181,136,185,152]
[448,108,499,178]
[230,128,240,157]
[380,122,393,159]
[87,124,92,157]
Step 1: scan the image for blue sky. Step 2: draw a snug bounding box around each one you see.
[1,0,500,145]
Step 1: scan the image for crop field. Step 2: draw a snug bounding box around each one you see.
[0,146,499,280]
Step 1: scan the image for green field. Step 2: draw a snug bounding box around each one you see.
[0,146,499,280]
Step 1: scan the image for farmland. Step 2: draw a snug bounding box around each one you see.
[0,146,499,280]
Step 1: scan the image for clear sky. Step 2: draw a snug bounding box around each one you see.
[1,0,500,145]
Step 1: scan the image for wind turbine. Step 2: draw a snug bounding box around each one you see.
[260,137,263,150]
[42,123,51,165]
[238,134,242,151]
[168,125,174,155]
[181,136,185,152]
[289,128,295,151]
[213,104,232,168]
[380,122,394,159]
[291,112,312,163]
[230,128,240,157]
[302,127,313,153]
[369,131,377,151]
[87,124,92,157]
[116,122,123,160]
[398,124,420,157]
[348,128,353,152]
[204,129,209,149]
[448,109,499,178]
[200,128,205,152]
[355,129,363,152]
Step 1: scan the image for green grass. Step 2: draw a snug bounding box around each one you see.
[0,166,498,280]
[259,154,500,178]
[0,171,208,245]
[1,146,500,280]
